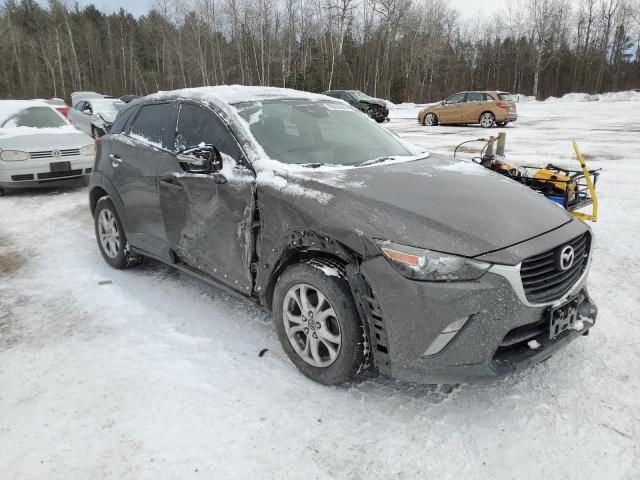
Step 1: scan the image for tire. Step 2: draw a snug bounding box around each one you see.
[480,112,496,128]
[93,197,142,269]
[272,259,370,385]
[496,121,508,127]
[423,113,438,126]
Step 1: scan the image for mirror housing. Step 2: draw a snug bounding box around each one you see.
[441,100,446,106]
[177,144,223,174]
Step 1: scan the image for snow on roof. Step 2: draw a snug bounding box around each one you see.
[149,85,329,105]
[0,100,55,123]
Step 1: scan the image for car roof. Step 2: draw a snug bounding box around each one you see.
[143,85,332,107]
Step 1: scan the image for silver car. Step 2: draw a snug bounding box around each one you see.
[68,98,125,137]
[0,100,95,195]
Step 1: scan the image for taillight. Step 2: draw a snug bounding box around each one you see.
[496,101,509,109]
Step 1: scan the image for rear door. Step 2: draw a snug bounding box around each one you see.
[438,92,466,124]
[111,101,178,257]
[157,102,256,292]
[462,92,490,123]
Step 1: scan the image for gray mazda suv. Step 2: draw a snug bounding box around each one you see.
[89,86,597,385]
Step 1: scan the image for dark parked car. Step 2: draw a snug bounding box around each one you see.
[323,90,389,123]
[89,86,597,385]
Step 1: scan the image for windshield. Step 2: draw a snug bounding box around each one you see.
[350,91,373,101]
[91,100,125,117]
[236,100,411,166]
[0,106,67,129]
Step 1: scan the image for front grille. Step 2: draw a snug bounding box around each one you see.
[29,148,81,159]
[37,169,83,180]
[520,232,591,303]
[11,174,34,181]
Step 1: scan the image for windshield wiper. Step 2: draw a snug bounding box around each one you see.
[355,156,394,167]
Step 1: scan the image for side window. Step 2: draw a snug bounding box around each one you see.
[175,103,242,160]
[445,93,466,105]
[342,93,354,102]
[129,103,176,150]
[73,101,85,111]
[483,93,493,101]
[110,105,138,135]
[466,92,483,102]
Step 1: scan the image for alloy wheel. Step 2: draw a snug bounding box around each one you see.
[425,113,436,126]
[98,209,120,258]
[480,113,495,128]
[282,283,342,368]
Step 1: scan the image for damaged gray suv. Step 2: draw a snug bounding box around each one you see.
[89,86,597,385]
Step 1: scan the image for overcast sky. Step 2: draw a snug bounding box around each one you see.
[40,0,511,18]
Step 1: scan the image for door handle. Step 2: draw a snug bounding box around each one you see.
[159,178,184,191]
[109,154,122,168]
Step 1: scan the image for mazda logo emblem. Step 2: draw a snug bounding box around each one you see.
[558,245,575,271]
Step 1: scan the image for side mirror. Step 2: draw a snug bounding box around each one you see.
[441,100,446,106]
[177,144,223,175]
[83,107,92,114]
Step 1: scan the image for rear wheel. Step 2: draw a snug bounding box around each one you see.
[272,259,370,385]
[94,197,142,269]
[480,112,495,128]
[424,113,438,126]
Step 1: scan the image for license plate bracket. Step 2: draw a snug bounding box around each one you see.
[548,297,579,339]
[50,161,71,172]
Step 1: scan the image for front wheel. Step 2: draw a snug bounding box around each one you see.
[480,112,496,128]
[94,197,142,269]
[272,259,370,385]
[424,113,438,126]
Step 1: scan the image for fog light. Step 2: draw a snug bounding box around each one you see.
[422,317,470,357]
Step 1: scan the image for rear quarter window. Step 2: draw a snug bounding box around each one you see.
[109,105,137,134]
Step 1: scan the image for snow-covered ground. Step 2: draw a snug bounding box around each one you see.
[1,99,639,479]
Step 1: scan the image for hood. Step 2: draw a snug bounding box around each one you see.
[270,156,573,258]
[93,109,118,123]
[0,126,93,151]
[360,99,387,108]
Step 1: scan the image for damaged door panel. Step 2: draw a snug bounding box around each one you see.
[157,101,257,293]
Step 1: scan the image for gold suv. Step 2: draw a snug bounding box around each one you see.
[418,91,518,128]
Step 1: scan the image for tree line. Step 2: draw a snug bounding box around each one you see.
[0,0,638,104]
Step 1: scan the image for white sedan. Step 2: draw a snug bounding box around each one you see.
[68,97,125,137]
[0,100,95,195]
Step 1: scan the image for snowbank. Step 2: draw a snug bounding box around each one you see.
[545,90,640,103]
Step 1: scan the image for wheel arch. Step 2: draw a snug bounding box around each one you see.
[261,230,359,310]
[479,110,496,122]
[88,174,131,234]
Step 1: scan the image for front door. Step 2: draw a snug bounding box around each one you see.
[438,92,467,124]
[158,102,256,292]
[111,101,178,256]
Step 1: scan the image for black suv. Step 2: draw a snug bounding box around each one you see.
[89,86,597,386]
[322,90,389,123]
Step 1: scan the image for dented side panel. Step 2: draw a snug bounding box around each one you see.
[158,155,256,294]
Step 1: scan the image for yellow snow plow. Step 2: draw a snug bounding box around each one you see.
[455,136,600,222]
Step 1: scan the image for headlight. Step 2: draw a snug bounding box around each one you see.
[375,240,491,282]
[80,144,96,156]
[0,150,30,161]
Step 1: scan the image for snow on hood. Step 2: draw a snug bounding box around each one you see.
[0,125,92,150]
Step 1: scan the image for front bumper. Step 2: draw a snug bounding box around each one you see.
[0,156,94,190]
[360,252,596,385]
